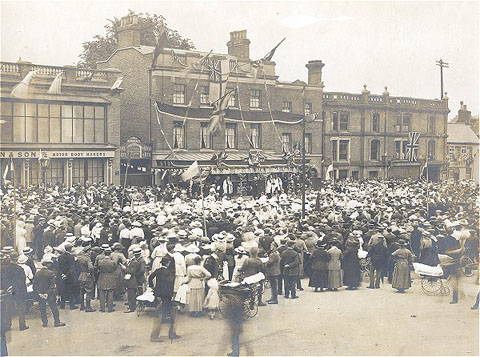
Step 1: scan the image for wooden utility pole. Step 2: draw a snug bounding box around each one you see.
[436,59,449,99]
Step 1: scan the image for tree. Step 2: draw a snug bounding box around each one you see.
[78,10,195,68]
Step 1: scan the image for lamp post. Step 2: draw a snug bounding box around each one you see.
[301,112,306,219]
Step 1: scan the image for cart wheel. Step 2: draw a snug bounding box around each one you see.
[460,256,474,277]
[264,279,271,289]
[219,294,235,319]
[244,294,258,318]
[421,277,441,296]
[136,303,143,317]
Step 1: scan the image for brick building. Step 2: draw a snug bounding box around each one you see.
[98,14,449,186]
[447,102,479,183]
[0,61,123,187]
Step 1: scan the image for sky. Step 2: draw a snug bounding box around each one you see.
[1,0,479,119]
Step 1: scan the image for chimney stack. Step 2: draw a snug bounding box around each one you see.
[305,60,325,87]
[227,30,250,59]
[118,14,142,48]
[457,101,471,124]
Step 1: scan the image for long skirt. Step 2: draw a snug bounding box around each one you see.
[328,269,342,289]
[343,251,361,287]
[392,260,411,289]
[187,288,205,312]
[309,269,328,288]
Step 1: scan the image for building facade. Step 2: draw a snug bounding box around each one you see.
[0,61,123,187]
[447,102,479,183]
[102,14,451,184]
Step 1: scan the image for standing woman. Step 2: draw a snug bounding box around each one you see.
[343,235,361,290]
[308,241,330,292]
[186,256,211,317]
[327,240,343,291]
[391,239,415,293]
[231,247,249,283]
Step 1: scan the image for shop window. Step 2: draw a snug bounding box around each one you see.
[250,124,261,149]
[338,169,348,180]
[369,171,379,178]
[45,159,64,185]
[200,122,212,149]
[0,102,12,142]
[225,123,237,149]
[352,171,359,180]
[87,159,104,184]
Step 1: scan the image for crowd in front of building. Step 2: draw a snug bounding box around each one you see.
[0,176,478,350]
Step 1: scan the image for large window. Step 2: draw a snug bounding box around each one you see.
[428,116,436,134]
[227,88,238,107]
[372,113,380,132]
[73,159,104,185]
[305,133,312,153]
[282,101,292,113]
[199,86,209,105]
[332,111,338,131]
[225,123,237,149]
[45,159,64,185]
[173,121,185,149]
[331,140,337,161]
[428,140,436,160]
[173,84,186,104]
[395,113,411,132]
[250,124,261,149]
[281,133,292,152]
[370,139,380,160]
[200,123,212,149]
[0,102,105,143]
[250,89,261,108]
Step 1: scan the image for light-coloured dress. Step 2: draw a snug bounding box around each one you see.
[186,264,211,312]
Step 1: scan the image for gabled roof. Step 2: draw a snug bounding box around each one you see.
[447,123,479,144]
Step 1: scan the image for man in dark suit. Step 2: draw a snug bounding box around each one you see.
[1,253,29,331]
[97,247,117,313]
[124,248,145,313]
[280,240,300,299]
[149,256,179,342]
[57,244,78,310]
[33,256,65,327]
[367,235,388,289]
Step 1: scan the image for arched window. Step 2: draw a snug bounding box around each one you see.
[372,113,380,132]
[428,140,436,160]
[370,139,380,160]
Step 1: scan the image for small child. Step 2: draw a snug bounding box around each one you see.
[203,278,219,319]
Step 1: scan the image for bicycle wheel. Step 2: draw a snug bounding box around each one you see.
[421,276,441,296]
[460,256,474,277]
[244,293,258,318]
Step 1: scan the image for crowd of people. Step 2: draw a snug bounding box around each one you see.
[0,178,478,350]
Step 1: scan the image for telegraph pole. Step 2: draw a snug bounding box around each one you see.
[436,59,449,99]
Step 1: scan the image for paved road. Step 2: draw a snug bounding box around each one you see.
[6,275,479,356]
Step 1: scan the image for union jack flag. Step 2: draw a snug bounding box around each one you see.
[406,132,420,162]
[207,58,222,82]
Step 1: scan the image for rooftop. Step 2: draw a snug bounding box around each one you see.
[447,123,479,144]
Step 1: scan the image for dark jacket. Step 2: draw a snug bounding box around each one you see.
[148,266,174,300]
[97,256,117,290]
[2,263,28,301]
[369,242,388,270]
[241,257,264,277]
[124,257,144,289]
[265,249,281,277]
[310,249,330,271]
[280,248,300,276]
[33,267,56,295]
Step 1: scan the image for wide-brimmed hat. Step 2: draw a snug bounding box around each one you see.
[185,244,200,253]
[234,246,247,255]
[22,247,34,255]
[174,243,185,252]
[17,255,28,264]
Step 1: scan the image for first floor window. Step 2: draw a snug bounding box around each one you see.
[372,113,380,132]
[200,86,209,105]
[281,133,292,152]
[332,111,338,131]
[370,140,380,160]
[428,140,436,160]
[395,140,408,160]
[200,123,212,149]
[282,101,292,113]
[250,124,261,149]
[339,112,349,131]
[225,123,237,148]
[173,84,186,104]
[339,140,349,160]
[428,116,436,134]
[250,89,261,108]
[173,121,185,149]
[227,88,237,107]
[305,133,312,153]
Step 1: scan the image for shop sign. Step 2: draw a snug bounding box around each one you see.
[0,150,115,159]
[120,136,152,159]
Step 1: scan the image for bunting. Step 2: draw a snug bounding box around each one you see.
[11,70,38,98]
[207,90,235,135]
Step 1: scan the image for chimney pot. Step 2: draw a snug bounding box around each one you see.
[227,30,250,59]
[118,14,142,48]
[305,60,325,87]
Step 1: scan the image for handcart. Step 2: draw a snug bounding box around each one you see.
[136,287,159,316]
[413,263,450,296]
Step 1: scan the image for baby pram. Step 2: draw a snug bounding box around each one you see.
[136,287,159,316]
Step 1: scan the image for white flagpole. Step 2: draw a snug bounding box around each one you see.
[199,167,207,237]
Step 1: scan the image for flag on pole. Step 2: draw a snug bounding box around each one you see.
[180,161,200,181]
[207,90,235,135]
[47,72,63,94]
[11,70,38,98]
[253,38,286,65]
[420,160,428,179]
[406,132,420,162]
[152,26,169,67]
[153,102,163,130]
[326,164,334,180]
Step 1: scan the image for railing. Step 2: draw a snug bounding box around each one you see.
[323,92,361,101]
[390,97,418,105]
[1,62,20,73]
[75,68,107,81]
[31,64,65,76]
[369,95,383,103]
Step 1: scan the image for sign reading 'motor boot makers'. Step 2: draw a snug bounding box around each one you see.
[0,150,115,158]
